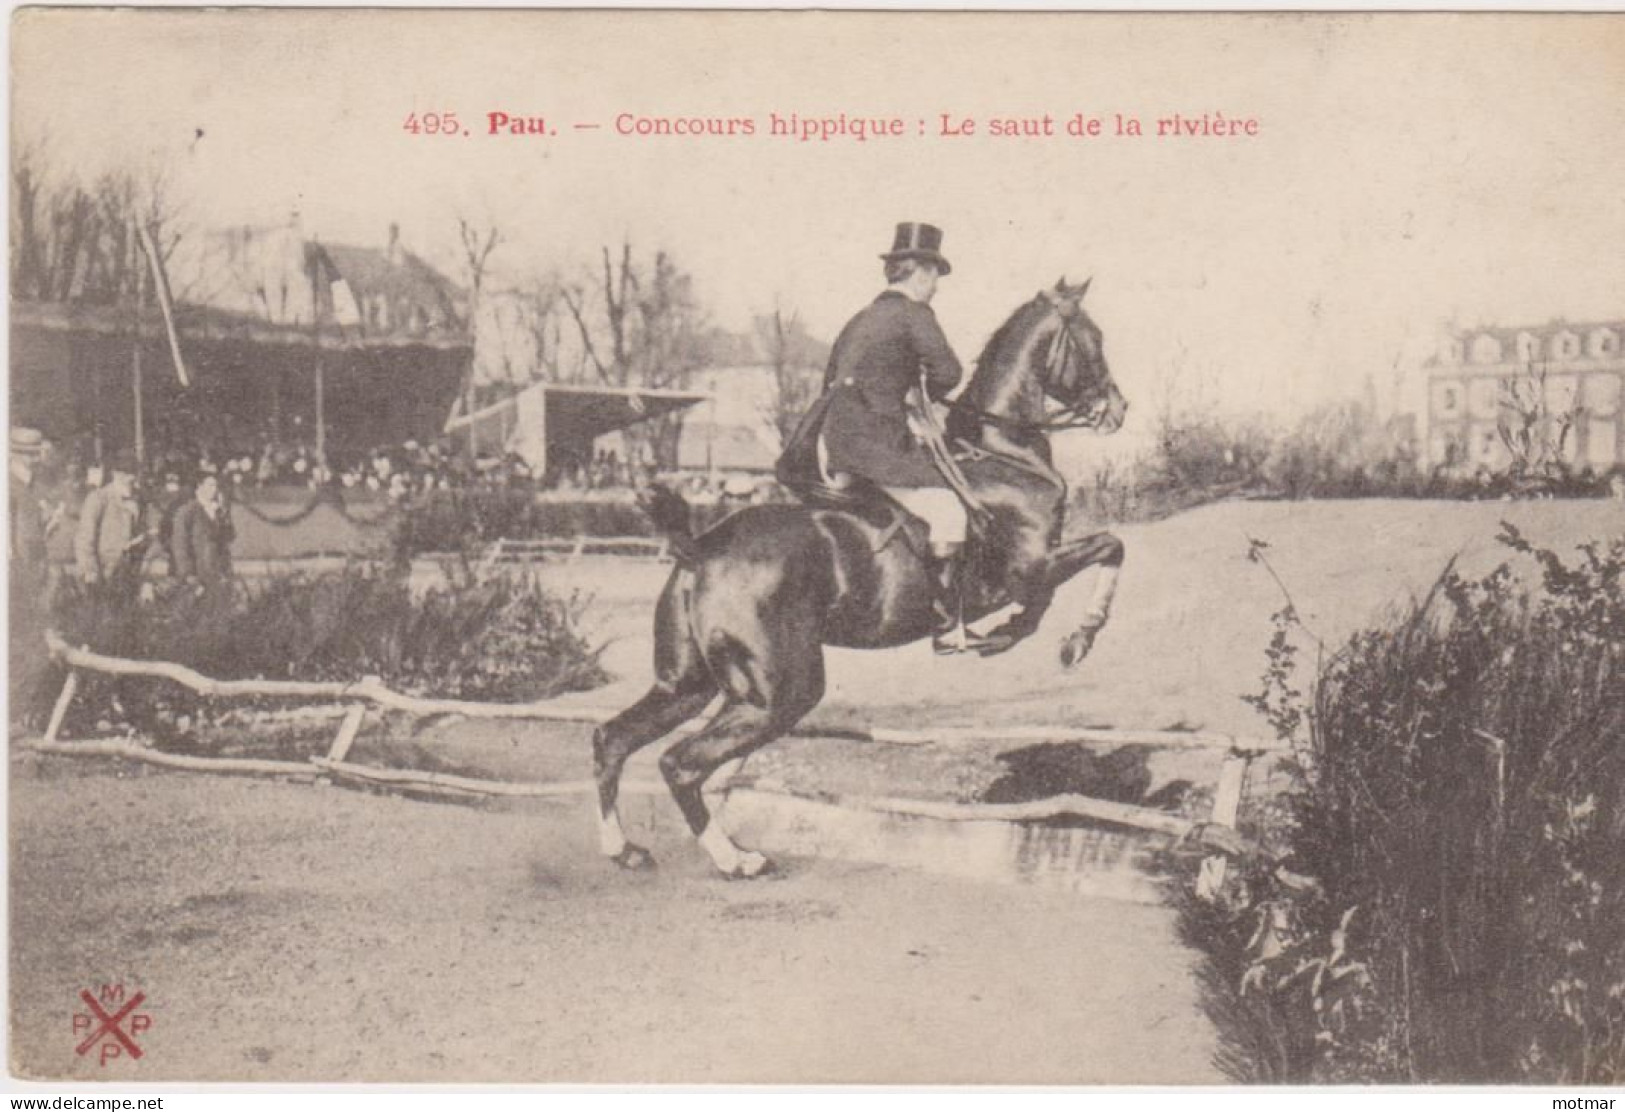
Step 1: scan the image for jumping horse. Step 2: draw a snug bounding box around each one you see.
[594,278,1129,877]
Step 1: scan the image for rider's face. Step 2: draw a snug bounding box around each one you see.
[914,263,940,304]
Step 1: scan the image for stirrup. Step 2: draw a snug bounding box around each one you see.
[933,623,969,655]
[932,623,1010,656]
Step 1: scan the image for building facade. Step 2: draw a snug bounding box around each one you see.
[1425,321,1625,473]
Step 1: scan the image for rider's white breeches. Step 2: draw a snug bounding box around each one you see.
[883,486,967,549]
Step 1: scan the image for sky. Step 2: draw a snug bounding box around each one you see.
[11,10,1625,462]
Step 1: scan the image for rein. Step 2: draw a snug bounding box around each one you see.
[950,294,1107,434]
[910,376,992,529]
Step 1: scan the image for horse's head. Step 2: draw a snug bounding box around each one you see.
[1034,277,1127,435]
[960,277,1127,441]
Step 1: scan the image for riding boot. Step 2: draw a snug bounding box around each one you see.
[929,550,978,654]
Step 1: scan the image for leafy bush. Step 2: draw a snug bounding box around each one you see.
[1181,526,1625,1083]
[50,564,608,742]
[1070,456,1223,525]
[1145,413,1275,495]
[1263,399,1419,499]
[1070,401,1617,527]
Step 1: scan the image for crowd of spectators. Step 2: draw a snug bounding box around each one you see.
[12,435,237,592]
[41,433,540,508]
[7,429,233,730]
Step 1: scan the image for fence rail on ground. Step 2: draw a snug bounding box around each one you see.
[36,630,1303,898]
[473,536,672,570]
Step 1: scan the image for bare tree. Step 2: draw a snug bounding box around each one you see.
[560,242,632,388]
[754,305,828,450]
[456,216,502,322]
[452,216,503,451]
[480,272,567,389]
[10,144,187,306]
[1498,359,1582,481]
[559,241,711,470]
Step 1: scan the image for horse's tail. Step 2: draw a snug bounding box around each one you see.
[637,484,702,565]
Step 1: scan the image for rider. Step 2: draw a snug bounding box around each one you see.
[813,222,979,652]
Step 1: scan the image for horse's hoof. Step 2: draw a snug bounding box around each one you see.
[610,844,657,871]
[722,851,775,880]
[974,633,1019,657]
[1059,628,1098,670]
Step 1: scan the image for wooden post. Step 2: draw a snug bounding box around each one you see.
[43,670,80,744]
[132,256,146,471]
[309,242,327,467]
[1197,753,1251,900]
[325,704,366,764]
[536,384,548,483]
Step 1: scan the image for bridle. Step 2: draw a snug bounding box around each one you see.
[950,290,1113,434]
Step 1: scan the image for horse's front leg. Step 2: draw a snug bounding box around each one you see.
[979,531,1124,666]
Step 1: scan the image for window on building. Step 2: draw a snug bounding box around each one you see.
[1584,372,1621,418]
[1471,334,1503,365]
[1432,379,1464,419]
[1471,422,1507,467]
[1430,428,1464,469]
[1516,332,1541,362]
[1544,374,1580,419]
[1589,329,1619,359]
[1587,418,1618,467]
[1554,331,1580,360]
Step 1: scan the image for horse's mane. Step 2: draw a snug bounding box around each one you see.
[971,296,1046,380]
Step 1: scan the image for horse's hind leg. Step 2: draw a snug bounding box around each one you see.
[660,654,826,878]
[593,684,716,869]
[593,571,716,870]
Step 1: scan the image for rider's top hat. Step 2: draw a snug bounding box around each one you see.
[880,222,951,276]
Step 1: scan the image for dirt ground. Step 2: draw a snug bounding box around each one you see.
[8,759,1219,1084]
[11,497,1621,1084]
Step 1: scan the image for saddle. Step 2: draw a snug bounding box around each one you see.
[775,388,931,557]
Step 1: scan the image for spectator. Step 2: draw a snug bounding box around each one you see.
[155,470,187,573]
[9,429,51,587]
[10,428,54,730]
[74,452,144,594]
[170,473,236,591]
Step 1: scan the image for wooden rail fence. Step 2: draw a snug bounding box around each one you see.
[474,536,671,572]
[37,630,1301,896]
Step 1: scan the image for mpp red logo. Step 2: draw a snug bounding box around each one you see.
[72,984,152,1065]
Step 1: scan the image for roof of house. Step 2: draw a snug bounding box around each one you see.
[320,243,464,325]
[1429,319,1625,373]
[10,297,470,352]
[1452,319,1625,346]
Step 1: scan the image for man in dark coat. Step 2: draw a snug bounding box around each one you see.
[10,428,55,730]
[9,429,50,588]
[170,473,235,592]
[785,222,977,651]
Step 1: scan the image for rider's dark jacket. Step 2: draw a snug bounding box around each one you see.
[787,290,963,489]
